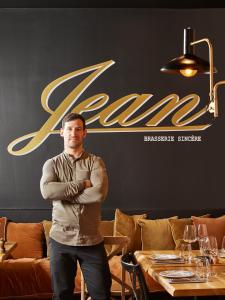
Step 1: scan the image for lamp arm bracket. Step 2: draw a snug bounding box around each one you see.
[190,39,213,82]
[213,80,225,117]
[191,38,212,49]
[214,80,225,91]
[191,38,215,116]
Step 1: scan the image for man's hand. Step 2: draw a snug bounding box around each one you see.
[84,180,92,189]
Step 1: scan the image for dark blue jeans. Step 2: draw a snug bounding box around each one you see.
[50,238,112,300]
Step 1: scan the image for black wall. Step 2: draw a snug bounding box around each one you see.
[1,8,225,221]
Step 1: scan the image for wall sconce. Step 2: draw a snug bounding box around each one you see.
[160,27,225,117]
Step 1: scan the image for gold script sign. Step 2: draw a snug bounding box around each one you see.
[8,60,211,156]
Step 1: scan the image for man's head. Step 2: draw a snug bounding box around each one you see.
[61,113,86,129]
[60,113,87,151]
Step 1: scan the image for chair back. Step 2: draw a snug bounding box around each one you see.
[121,253,150,300]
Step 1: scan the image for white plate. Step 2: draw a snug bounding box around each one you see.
[159,270,194,278]
[150,254,180,261]
[219,253,225,258]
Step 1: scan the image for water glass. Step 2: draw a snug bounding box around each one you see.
[201,236,219,265]
[180,242,192,263]
[208,236,219,264]
[195,257,211,281]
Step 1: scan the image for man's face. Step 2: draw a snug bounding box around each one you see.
[60,119,87,149]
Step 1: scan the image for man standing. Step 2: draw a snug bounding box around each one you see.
[40,113,111,300]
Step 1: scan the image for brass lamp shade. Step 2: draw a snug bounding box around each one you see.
[160,27,217,75]
[160,54,211,74]
[160,27,225,117]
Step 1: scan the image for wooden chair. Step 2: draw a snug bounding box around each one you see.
[81,235,130,300]
[121,252,150,300]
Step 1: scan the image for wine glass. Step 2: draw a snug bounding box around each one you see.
[183,225,197,243]
[196,224,208,254]
[220,236,225,254]
[183,225,197,263]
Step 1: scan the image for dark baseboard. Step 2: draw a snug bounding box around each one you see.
[0,208,225,222]
[0,1,224,8]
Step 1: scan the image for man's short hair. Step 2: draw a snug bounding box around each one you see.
[61,113,86,129]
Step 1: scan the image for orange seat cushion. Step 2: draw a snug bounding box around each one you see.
[0,258,44,297]
[0,258,81,298]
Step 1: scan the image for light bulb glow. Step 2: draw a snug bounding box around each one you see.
[180,69,198,77]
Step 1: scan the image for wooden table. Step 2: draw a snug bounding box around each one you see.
[135,250,225,297]
[0,242,17,262]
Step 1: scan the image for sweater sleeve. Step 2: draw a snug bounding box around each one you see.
[40,159,85,201]
[71,157,108,204]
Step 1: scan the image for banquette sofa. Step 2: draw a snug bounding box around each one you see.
[1,208,225,299]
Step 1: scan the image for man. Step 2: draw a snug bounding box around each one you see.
[40,113,111,300]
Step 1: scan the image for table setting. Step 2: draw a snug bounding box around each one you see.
[155,224,225,285]
[135,247,225,297]
[159,269,208,283]
[135,222,225,296]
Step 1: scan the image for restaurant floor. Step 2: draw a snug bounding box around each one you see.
[75,296,225,299]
